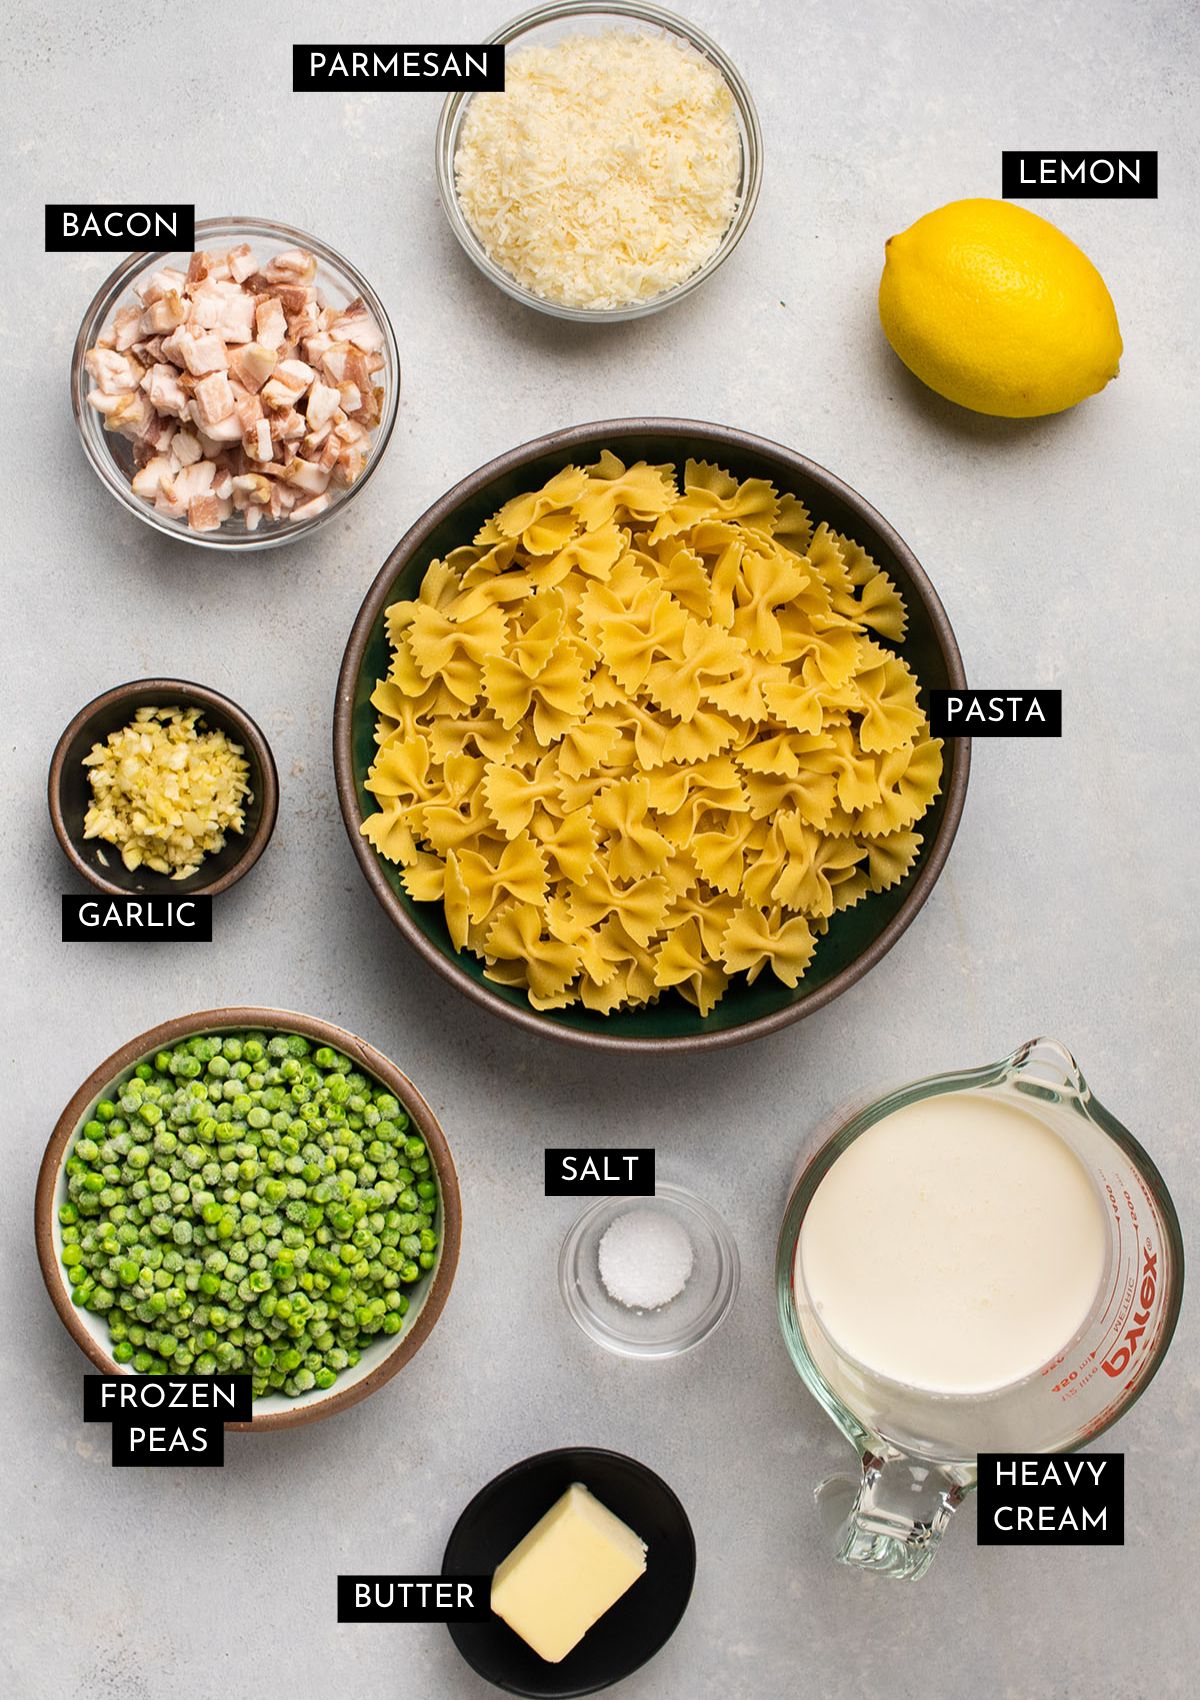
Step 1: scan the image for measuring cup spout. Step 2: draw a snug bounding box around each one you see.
[817,1449,969,1581]
[1009,1037,1088,1097]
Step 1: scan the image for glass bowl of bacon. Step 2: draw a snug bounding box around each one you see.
[71,216,400,550]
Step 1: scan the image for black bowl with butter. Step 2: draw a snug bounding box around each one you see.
[443,1447,695,1696]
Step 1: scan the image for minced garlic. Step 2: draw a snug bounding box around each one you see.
[82,706,251,879]
[454,30,741,310]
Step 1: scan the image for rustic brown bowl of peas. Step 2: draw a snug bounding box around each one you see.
[35,1007,462,1431]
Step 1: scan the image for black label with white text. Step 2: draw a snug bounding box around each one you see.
[977,1452,1123,1544]
[338,1575,493,1623]
[62,894,212,942]
[293,44,504,92]
[1002,151,1157,199]
[544,1148,655,1196]
[46,203,195,251]
[928,689,1061,737]
[84,1374,248,1467]
[112,1422,225,1466]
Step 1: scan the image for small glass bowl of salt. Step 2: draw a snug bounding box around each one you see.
[558,1183,740,1358]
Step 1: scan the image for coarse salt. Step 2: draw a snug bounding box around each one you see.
[598,1208,694,1311]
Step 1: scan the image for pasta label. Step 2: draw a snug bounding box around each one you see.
[929,689,1061,737]
[363,455,944,1016]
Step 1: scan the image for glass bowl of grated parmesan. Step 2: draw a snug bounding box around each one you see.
[436,0,763,321]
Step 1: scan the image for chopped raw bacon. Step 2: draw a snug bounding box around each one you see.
[255,296,288,350]
[228,341,277,393]
[84,241,385,531]
[290,491,331,522]
[264,247,317,284]
[193,371,236,427]
[176,330,229,375]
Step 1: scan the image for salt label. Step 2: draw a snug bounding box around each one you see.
[545,1148,654,1196]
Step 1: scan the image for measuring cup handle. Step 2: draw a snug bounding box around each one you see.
[816,1450,969,1581]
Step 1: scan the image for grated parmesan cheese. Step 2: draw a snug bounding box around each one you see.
[454,30,741,310]
[82,705,251,879]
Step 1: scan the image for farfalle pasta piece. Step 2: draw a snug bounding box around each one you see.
[643,618,745,720]
[407,598,509,708]
[720,904,816,987]
[365,735,431,805]
[528,524,626,589]
[650,540,712,618]
[649,459,779,543]
[598,581,689,696]
[774,494,814,557]
[728,548,811,657]
[558,714,622,780]
[852,732,943,836]
[574,452,677,532]
[855,655,926,753]
[360,453,944,1015]
[652,917,728,1017]
[489,465,590,550]
[483,754,563,837]
[592,777,673,880]
[362,803,421,868]
[529,805,598,885]
[482,636,589,744]
[456,835,547,922]
[569,864,672,946]
[864,828,924,893]
[485,903,580,1005]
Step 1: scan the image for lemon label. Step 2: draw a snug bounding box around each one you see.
[1001,151,1156,198]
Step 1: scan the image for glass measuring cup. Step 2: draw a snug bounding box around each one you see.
[776,1039,1184,1579]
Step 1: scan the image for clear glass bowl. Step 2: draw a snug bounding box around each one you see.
[436,0,763,323]
[559,1182,740,1357]
[70,216,400,551]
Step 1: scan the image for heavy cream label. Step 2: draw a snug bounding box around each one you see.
[977,1453,1123,1544]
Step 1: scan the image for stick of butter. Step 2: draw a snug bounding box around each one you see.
[491,1482,648,1663]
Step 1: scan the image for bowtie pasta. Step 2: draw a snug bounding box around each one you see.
[362,454,943,1016]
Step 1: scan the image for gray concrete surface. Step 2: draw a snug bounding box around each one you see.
[2,1,1197,1696]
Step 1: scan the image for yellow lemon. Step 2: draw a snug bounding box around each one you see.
[878,198,1122,417]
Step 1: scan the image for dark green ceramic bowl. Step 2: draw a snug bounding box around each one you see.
[334,420,969,1052]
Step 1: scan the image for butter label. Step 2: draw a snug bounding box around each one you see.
[337,1576,492,1622]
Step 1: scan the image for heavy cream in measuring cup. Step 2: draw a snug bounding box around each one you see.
[797,1093,1108,1396]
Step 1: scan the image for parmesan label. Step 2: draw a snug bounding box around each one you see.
[454,30,741,310]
